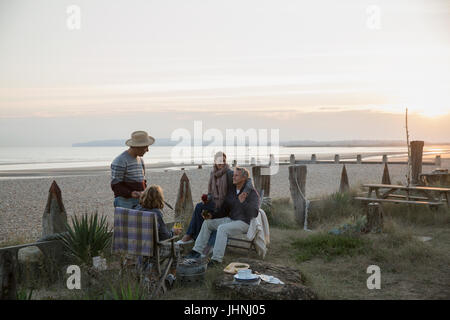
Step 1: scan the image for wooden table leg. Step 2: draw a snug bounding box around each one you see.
[443,192,450,209]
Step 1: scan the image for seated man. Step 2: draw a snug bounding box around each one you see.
[185,167,259,267]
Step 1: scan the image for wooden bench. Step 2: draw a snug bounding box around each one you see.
[359,183,450,208]
[354,197,443,206]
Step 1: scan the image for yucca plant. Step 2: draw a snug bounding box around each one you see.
[16,288,33,300]
[108,281,147,300]
[59,212,112,265]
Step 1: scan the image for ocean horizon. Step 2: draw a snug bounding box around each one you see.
[0,145,449,172]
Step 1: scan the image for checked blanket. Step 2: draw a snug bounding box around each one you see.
[113,207,156,257]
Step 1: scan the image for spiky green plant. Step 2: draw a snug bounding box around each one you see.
[16,288,33,300]
[108,281,147,300]
[59,212,112,265]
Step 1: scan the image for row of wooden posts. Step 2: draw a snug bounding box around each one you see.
[221,141,440,168]
[177,159,410,229]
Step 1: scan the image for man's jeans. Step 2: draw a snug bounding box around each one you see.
[192,217,249,262]
[113,196,139,209]
[186,202,217,246]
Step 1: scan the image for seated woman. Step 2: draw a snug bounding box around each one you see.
[180,151,253,246]
[134,184,181,286]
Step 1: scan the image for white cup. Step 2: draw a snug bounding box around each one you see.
[237,269,252,279]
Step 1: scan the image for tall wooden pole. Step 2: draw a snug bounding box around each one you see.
[288,165,307,228]
[406,108,411,187]
[411,141,424,185]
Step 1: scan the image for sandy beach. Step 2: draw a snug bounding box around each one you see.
[0,160,449,244]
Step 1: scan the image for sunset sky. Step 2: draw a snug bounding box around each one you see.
[0,0,449,146]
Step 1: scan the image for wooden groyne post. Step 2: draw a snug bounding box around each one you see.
[0,251,17,300]
[42,181,68,238]
[356,155,362,164]
[365,203,383,233]
[311,154,317,163]
[288,165,307,227]
[290,154,295,165]
[339,165,350,193]
[252,166,271,197]
[334,154,340,164]
[175,173,194,227]
[382,155,388,164]
[410,140,424,185]
[435,155,441,167]
[382,163,391,185]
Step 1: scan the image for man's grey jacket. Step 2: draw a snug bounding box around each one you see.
[211,180,260,225]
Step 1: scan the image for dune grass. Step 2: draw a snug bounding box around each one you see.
[26,191,450,300]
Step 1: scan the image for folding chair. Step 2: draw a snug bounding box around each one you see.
[112,207,178,297]
[226,189,266,255]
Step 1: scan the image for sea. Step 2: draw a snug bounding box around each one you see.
[0,145,449,172]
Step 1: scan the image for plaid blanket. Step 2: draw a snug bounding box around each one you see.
[113,207,156,257]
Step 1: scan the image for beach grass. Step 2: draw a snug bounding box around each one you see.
[17,192,450,300]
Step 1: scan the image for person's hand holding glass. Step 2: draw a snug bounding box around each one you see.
[172,221,183,236]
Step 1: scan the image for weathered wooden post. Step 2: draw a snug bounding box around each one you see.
[365,203,384,233]
[290,154,295,165]
[288,165,307,227]
[269,154,275,166]
[42,181,68,238]
[252,166,271,197]
[382,154,388,164]
[175,173,194,227]
[334,154,340,164]
[339,165,350,193]
[410,140,424,185]
[232,160,237,168]
[435,155,441,167]
[311,154,317,163]
[0,251,17,300]
[356,154,362,164]
[382,163,391,185]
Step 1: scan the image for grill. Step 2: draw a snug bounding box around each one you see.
[176,258,208,285]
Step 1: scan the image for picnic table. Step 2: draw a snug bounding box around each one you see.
[354,184,450,208]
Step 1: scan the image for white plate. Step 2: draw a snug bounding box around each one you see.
[234,273,259,281]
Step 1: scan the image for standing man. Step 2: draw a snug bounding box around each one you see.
[111,130,155,209]
[185,167,259,267]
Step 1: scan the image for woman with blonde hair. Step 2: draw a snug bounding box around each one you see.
[134,185,181,287]
[135,184,182,240]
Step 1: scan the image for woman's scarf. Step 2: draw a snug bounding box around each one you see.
[208,163,230,208]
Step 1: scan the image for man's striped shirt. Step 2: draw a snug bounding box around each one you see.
[111,151,146,198]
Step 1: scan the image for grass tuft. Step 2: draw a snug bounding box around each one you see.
[291,233,368,262]
[265,197,298,229]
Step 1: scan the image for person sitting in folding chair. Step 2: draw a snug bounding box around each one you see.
[179,151,253,245]
[185,167,259,267]
[134,185,182,287]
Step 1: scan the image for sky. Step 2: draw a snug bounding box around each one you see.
[0,0,449,146]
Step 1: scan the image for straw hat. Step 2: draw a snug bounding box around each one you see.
[125,131,155,147]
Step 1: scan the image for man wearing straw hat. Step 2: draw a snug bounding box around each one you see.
[111,130,155,209]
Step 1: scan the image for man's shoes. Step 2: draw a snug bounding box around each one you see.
[165,274,176,289]
[184,250,201,259]
[207,259,221,268]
